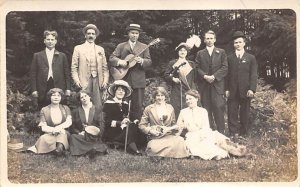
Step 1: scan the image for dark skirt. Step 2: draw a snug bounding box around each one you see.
[69,134,108,156]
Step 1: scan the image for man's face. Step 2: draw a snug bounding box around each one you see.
[85,29,96,43]
[44,34,57,50]
[233,37,245,51]
[128,30,140,43]
[204,33,216,47]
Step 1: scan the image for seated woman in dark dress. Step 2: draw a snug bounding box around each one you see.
[102,80,141,155]
[69,90,108,158]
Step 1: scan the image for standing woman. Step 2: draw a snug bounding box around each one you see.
[28,88,72,155]
[177,89,248,160]
[69,90,108,158]
[164,42,198,118]
[139,87,189,158]
[102,80,141,155]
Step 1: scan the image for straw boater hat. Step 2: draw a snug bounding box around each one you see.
[126,23,143,32]
[107,80,132,98]
[82,24,100,37]
[232,31,246,40]
[85,126,101,142]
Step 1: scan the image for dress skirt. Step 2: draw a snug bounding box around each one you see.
[146,135,190,158]
[69,134,108,156]
[35,133,69,154]
[185,130,229,160]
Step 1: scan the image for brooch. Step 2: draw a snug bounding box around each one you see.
[216,50,220,54]
[241,59,247,63]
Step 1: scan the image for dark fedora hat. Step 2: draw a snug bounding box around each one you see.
[126,24,143,32]
[232,31,246,40]
[82,24,100,37]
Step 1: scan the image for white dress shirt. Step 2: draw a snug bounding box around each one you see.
[206,46,214,56]
[45,48,55,80]
[235,49,245,59]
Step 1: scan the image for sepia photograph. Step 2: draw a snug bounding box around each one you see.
[1,0,298,186]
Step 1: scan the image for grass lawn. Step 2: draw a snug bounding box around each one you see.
[6,117,297,183]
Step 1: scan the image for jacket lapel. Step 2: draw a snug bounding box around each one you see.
[87,105,95,125]
[78,106,87,124]
[150,105,161,125]
[42,50,49,67]
[52,50,59,66]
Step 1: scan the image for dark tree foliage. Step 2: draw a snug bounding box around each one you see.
[6,10,296,92]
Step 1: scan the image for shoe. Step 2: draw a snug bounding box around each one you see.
[55,143,64,156]
[132,150,142,156]
[88,148,97,159]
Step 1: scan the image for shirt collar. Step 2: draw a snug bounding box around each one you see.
[82,102,92,110]
[129,40,136,46]
[206,46,214,51]
[45,48,55,53]
[113,97,123,104]
[235,49,245,57]
[85,41,95,46]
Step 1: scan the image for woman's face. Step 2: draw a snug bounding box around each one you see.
[80,92,91,105]
[115,86,126,100]
[178,47,187,59]
[155,92,166,104]
[186,94,198,108]
[50,92,61,104]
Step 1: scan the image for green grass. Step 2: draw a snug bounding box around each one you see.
[7,119,297,183]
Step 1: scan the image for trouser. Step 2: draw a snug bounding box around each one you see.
[129,88,147,149]
[201,86,226,134]
[227,95,251,136]
[38,77,54,110]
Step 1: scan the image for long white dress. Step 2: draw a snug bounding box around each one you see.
[177,106,229,160]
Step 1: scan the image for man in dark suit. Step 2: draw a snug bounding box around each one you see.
[109,24,152,148]
[30,30,71,109]
[195,30,228,134]
[225,31,258,137]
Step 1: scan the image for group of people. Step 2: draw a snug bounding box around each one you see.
[28,23,257,160]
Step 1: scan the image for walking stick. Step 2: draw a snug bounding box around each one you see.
[124,100,131,153]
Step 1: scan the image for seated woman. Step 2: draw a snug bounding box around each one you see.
[28,88,72,156]
[164,42,198,119]
[102,80,141,155]
[69,90,108,158]
[177,89,248,160]
[139,87,190,158]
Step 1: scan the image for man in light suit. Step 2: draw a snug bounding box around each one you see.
[109,24,152,148]
[30,30,71,109]
[71,24,109,110]
[195,30,228,134]
[225,31,258,137]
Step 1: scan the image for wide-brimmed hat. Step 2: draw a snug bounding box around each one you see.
[107,80,132,98]
[175,42,190,52]
[82,24,100,37]
[126,23,143,32]
[232,31,246,40]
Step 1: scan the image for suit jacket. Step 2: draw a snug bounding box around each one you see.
[225,52,258,99]
[70,105,101,134]
[71,43,109,89]
[30,49,71,101]
[195,47,228,94]
[109,41,152,88]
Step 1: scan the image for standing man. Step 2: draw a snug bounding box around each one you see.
[71,24,109,110]
[225,31,258,137]
[109,24,152,148]
[30,30,71,109]
[195,30,228,134]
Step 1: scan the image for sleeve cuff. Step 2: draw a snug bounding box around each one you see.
[111,120,117,127]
